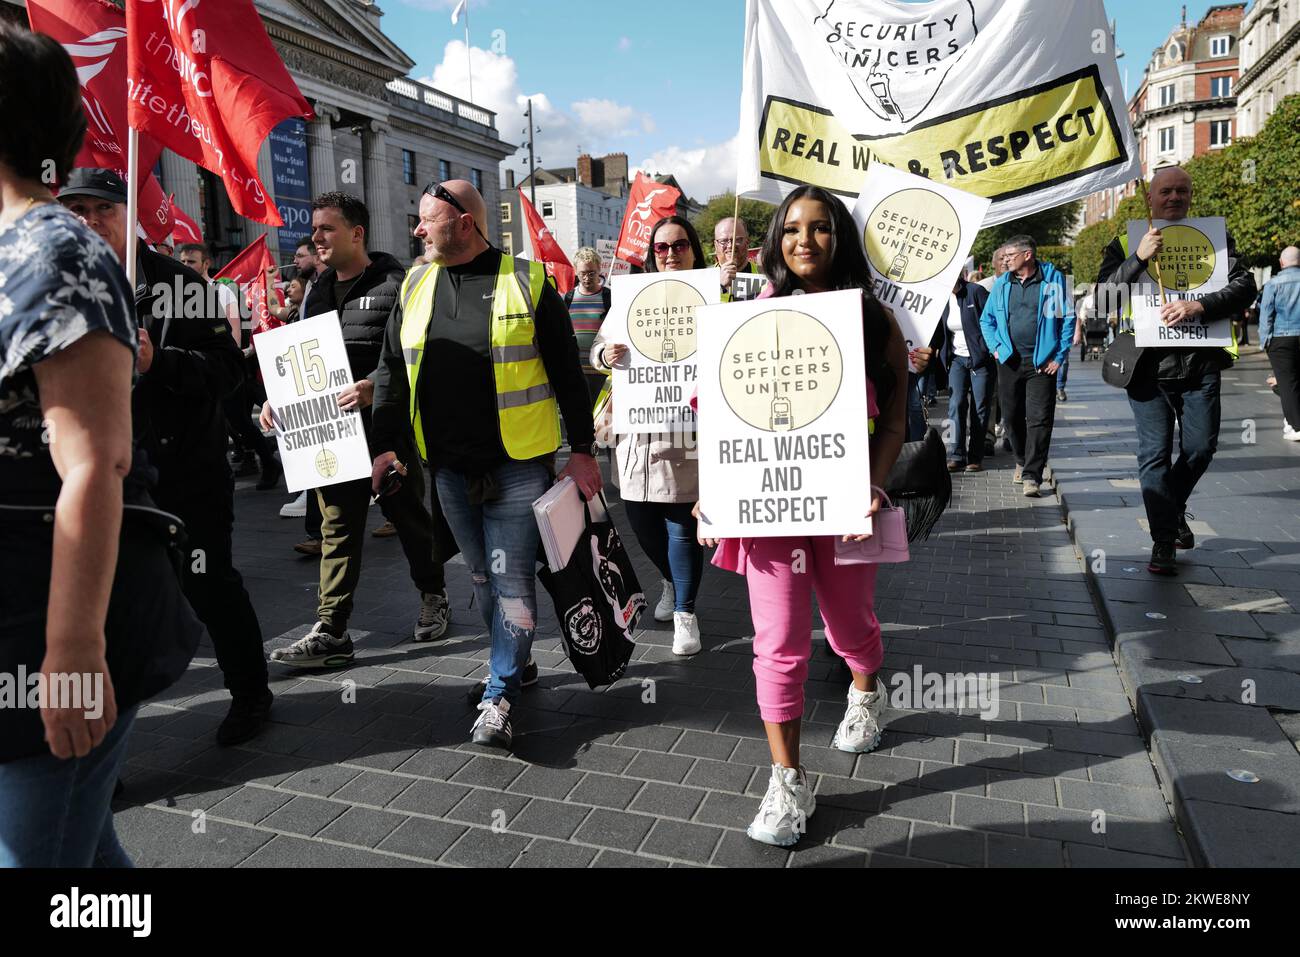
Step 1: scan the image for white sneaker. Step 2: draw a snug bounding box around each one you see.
[1284,424,1300,442]
[831,682,886,753]
[672,611,701,656]
[279,490,307,518]
[747,764,815,847]
[654,579,675,622]
[413,590,449,642]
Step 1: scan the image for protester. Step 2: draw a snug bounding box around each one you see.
[714,216,757,299]
[1261,246,1300,442]
[979,234,1074,497]
[59,169,275,747]
[1097,166,1257,574]
[0,23,201,864]
[698,184,907,848]
[592,215,709,656]
[564,246,612,404]
[370,180,600,750]
[941,274,993,471]
[259,192,454,662]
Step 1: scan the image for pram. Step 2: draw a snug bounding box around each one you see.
[1080,317,1110,360]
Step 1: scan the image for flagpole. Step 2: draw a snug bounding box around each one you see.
[126,128,140,289]
[464,2,474,105]
[1135,178,1167,308]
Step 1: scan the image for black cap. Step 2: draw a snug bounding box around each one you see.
[59,168,128,204]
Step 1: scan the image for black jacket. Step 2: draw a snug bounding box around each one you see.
[939,279,992,368]
[1098,229,1257,384]
[133,248,245,492]
[303,251,406,381]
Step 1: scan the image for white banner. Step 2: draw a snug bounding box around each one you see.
[738,0,1140,225]
[851,162,991,364]
[596,238,631,276]
[254,313,372,493]
[1126,217,1232,348]
[696,289,872,538]
[604,269,721,433]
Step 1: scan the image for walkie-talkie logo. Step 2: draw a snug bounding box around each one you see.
[1174,272,1189,291]
[888,253,909,281]
[770,396,793,432]
[661,337,677,363]
[869,75,902,119]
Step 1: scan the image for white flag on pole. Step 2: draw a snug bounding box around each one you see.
[451,0,467,25]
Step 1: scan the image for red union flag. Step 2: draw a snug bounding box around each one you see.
[215,234,281,335]
[614,172,681,267]
[519,189,575,296]
[169,194,203,244]
[126,0,312,226]
[27,0,173,243]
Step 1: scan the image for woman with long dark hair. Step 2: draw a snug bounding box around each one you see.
[700,185,909,847]
[591,215,709,656]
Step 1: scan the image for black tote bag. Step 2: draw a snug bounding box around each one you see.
[537,495,647,689]
[884,426,952,542]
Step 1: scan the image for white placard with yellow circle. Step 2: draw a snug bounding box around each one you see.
[254,312,372,493]
[604,268,721,433]
[695,289,872,539]
[851,163,992,368]
[1126,216,1232,348]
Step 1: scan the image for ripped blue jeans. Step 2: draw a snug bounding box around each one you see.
[435,460,550,706]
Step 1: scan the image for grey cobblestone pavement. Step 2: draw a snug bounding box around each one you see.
[111,381,1193,867]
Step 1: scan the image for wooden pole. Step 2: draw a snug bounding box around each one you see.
[1135,178,1167,308]
[125,128,140,290]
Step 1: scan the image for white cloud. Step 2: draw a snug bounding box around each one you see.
[571,98,655,137]
[617,36,632,51]
[634,134,740,202]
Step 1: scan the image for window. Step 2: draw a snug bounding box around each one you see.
[407,215,422,261]
[1210,35,1230,57]
[438,159,451,182]
[1158,126,1176,153]
[471,168,482,192]
[1158,84,1175,107]
[402,149,415,185]
[541,201,555,218]
[1210,119,1232,147]
[1210,76,1232,98]
[500,203,512,224]
[501,232,514,255]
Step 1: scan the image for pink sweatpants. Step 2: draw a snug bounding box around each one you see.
[743,536,883,724]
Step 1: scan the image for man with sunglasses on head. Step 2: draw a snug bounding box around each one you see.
[260,192,455,667]
[371,180,601,751]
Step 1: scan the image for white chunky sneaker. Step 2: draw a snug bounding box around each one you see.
[747,764,815,847]
[831,682,886,753]
[1284,423,1300,442]
[672,611,701,656]
[413,589,449,642]
[279,490,307,518]
[654,579,676,622]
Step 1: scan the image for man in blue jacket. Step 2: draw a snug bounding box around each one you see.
[979,235,1074,497]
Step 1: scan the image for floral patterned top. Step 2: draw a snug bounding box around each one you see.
[0,203,136,504]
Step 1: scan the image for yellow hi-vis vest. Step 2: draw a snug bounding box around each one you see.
[1119,233,1238,359]
[399,256,561,462]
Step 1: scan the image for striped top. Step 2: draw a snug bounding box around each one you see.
[567,287,608,372]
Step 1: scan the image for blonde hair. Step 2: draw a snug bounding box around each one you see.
[574,246,602,269]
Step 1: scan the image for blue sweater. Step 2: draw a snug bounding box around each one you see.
[979,261,1075,368]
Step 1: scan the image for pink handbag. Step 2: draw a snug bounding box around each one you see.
[833,487,910,565]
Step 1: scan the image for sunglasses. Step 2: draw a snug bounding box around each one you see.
[653,239,692,256]
[714,238,747,250]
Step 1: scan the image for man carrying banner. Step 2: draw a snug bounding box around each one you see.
[979,235,1074,498]
[1097,166,1256,575]
[260,192,454,664]
[58,168,274,747]
[714,217,757,300]
[370,180,601,751]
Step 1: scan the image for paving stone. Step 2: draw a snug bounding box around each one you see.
[623,750,695,784]
[512,839,599,868]
[1060,778,1172,822]
[568,773,644,810]
[207,786,294,825]
[395,748,474,781]
[628,782,707,820]
[953,794,1027,834]
[449,755,527,790]
[787,843,868,867]
[830,814,911,854]
[375,817,467,861]
[332,771,417,808]
[671,730,741,760]
[909,822,986,867]
[316,806,405,848]
[506,765,584,800]
[115,805,273,867]
[878,785,953,824]
[510,799,591,841]
[591,849,669,868]
[640,819,724,864]
[986,833,1065,867]
[683,758,755,793]
[259,795,348,837]
[279,764,362,798]
[1065,844,1184,868]
[446,788,530,828]
[572,808,656,852]
[1151,740,1300,814]
[441,827,530,867]
[1177,801,1300,867]
[694,791,761,828]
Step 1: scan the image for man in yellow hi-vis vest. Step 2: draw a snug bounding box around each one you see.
[370,180,601,751]
[1097,166,1256,576]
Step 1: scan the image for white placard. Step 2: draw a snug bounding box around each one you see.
[254,313,372,493]
[596,238,631,277]
[852,162,991,368]
[696,289,872,539]
[603,268,721,433]
[1126,217,1232,348]
[731,272,770,302]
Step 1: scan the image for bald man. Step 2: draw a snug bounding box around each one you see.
[714,217,757,299]
[370,179,601,751]
[1097,166,1257,575]
[1261,245,1300,441]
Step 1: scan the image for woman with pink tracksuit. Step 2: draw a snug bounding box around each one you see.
[698,185,909,847]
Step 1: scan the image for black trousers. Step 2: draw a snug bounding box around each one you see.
[223,381,276,465]
[1267,337,1300,431]
[156,479,268,700]
[997,352,1058,482]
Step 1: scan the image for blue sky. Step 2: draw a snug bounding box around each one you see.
[383,0,1209,199]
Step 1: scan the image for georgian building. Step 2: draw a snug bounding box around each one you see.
[1236,0,1300,137]
[4,0,515,267]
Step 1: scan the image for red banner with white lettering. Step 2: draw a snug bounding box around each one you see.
[169,194,203,244]
[614,172,681,267]
[125,0,312,226]
[519,189,575,296]
[28,0,173,243]
[215,234,281,335]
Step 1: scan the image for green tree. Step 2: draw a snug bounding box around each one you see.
[693,192,777,261]
[1224,93,1300,263]
[970,201,1082,272]
[1072,193,1147,287]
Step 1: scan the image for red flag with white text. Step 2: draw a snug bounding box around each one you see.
[27,0,172,243]
[125,0,312,226]
[519,189,575,296]
[614,172,681,267]
[169,195,203,244]
[215,234,281,335]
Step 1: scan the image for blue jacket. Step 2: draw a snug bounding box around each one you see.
[1261,266,1300,345]
[979,261,1075,368]
[939,279,992,368]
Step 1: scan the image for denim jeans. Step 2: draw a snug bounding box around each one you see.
[946,355,994,465]
[436,460,550,705]
[906,372,927,442]
[0,706,138,867]
[1128,369,1221,544]
[1056,354,1069,389]
[622,500,702,613]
